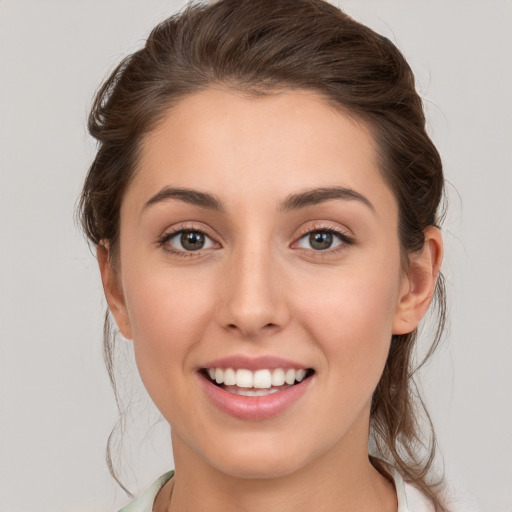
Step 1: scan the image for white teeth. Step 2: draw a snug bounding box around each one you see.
[215,368,224,384]
[296,369,307,382]
[236,369,253,388]
[206,367,309,389]
[253,369,272,389]
[224,367,236,386]
[285,368,296,385]
[228,387,284,397]
[271,368,286,386]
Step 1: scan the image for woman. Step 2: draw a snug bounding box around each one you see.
[79,0,446,510]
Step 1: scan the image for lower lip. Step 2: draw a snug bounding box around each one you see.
[199,373,313,420]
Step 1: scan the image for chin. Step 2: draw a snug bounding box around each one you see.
[199,432,318,480]
[212,454,305,480]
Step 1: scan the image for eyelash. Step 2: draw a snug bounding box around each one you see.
[292,224,355,255]
[156,224,355,258]
[156,224,218,258]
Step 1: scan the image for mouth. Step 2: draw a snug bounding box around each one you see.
[201,367,315,397]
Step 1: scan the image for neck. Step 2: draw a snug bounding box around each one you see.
[163,418,397,512]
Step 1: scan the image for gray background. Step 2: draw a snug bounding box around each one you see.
[0,1,511,510]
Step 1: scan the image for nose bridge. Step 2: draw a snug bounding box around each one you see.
[217,232,287,336]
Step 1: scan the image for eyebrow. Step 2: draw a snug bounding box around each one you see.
[143,187,225,212]
[280,186,375,213]
[142,185,375,215]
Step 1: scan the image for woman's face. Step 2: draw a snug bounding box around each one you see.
[105,89,418,478]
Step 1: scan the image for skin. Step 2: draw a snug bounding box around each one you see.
[98,88,442,512]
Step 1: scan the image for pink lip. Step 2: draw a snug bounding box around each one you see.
[200,355,310,371]
[199,372,313,421]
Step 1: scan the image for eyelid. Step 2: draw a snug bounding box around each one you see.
[291,222,355,252]
[157,223,221,255]
[156,221,354,256]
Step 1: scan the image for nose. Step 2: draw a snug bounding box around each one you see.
[215,242,290,339]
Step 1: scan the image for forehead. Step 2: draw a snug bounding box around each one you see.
[126,88,396,218]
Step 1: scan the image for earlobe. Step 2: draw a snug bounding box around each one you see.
[392,227,443,335]
[97,243,133,340]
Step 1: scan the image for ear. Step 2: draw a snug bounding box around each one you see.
[97,243,133,340]
[392,227,443,335]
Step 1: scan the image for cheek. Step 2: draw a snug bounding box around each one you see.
[128,278,206,345]
[293,262,401,392]
[122,267,216,410]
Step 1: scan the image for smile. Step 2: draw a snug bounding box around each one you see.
[199,362,315,420]
[206,367,311,396]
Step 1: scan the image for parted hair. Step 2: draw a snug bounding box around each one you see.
[79,0,447,509]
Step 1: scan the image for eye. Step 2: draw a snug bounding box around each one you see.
[163,230,216,252]
[295,229,349,251]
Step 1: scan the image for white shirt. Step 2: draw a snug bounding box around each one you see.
[118,469,437,512]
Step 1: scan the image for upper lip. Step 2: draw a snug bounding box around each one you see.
[199,355,311,371]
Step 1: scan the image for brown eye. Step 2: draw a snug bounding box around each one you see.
[295,229,346,252]
[164,230,216,252]
[309,232,333,250]
[181,231,206,251]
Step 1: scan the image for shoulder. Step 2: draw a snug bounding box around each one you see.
[117,471,174,512]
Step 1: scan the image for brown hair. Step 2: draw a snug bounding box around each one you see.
[79,0,447,508]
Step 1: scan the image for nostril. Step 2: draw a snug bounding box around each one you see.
[226,322,275,330]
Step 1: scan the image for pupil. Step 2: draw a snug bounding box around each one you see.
[310,231,332,250]
[181,231,205,251]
